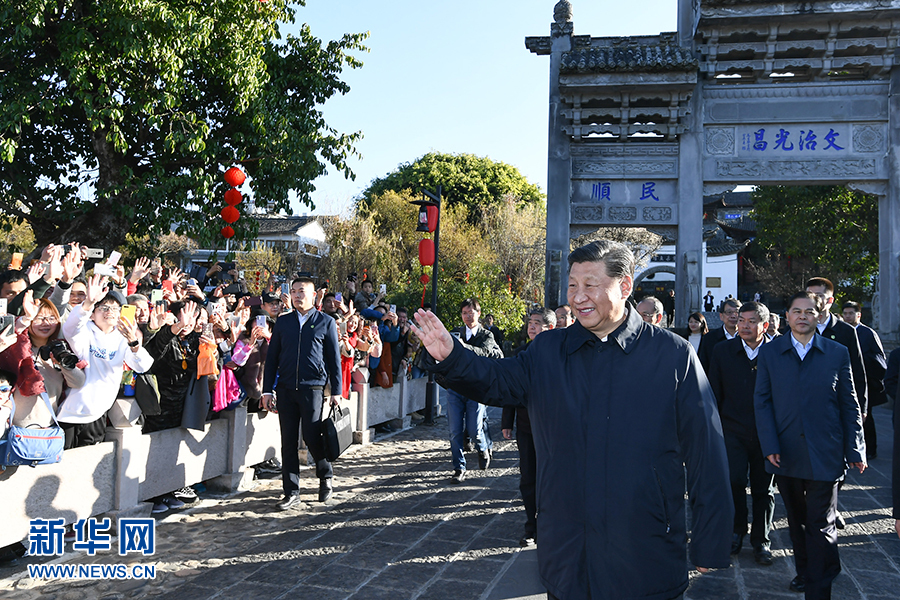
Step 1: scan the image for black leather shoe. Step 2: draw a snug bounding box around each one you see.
[276,494,302,511]
[478,450,491,470]
[753,546,774,566]
[519,533,536,547]
[789,575,806,593]
[730,533,744,555]
[835,512,846,529]
[451,469,466,483]
[318,478,333,502]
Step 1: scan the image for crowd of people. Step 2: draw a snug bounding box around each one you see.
[0,243,430,564]
[412,242,899,600]
[2,239,898,600]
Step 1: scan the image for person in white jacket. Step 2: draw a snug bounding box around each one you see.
[59,274,153,448]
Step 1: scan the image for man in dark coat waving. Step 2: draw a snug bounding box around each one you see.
[413,240,732,600]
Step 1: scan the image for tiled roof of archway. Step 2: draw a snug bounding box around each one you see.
[560,43,698,73]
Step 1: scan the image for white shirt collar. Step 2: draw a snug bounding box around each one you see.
[297,309,313,327]
[790,332,814,360]
[723,326,737,340]
[465,325,479,340]
[741,338,761,360]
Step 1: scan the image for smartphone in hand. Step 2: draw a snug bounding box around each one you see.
[120,305,136,325]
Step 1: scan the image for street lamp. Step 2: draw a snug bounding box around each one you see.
[412,186,441,425]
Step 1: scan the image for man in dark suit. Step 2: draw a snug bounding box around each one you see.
[501,307,556,547]
[842,301,887,459]
[805,278,868,418]
[806,278,868,530]
[445,298,503,483]
[708,301,775,566]
[880,348,900,541]
[755,291,866,598]
[698,298,741,373]
[263,278,342,510]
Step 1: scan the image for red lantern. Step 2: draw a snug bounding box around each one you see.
[224,188,242,206]
[224,167,246,187]
[419,274,430,284]
[221,205,240,224]
[426,206,438,232]
[221,226,235,238]
[418,239,435,266]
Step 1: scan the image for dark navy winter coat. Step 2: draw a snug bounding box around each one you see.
[753,333,865,482]
[263,309,341,395]
[430,308,732,600]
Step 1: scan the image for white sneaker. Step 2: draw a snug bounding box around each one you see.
[173,486,198,501]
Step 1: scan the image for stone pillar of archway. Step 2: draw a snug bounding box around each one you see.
[675,90,704,327]
[543,5,573,308]
[865,56,900,345]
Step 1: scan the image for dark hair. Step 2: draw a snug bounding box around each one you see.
[721,298,742,312]
[96,293,123,307]
[323,292,336,301]
[842,301,861,312]
[687,312,708,334]
[739,301,770,323]
[361,280,374,288]
[805,277,834,295]
[0,368,16,387]
[788,291,824,313]
[243,308,275,338]
[0,269,27,288]
[397,306,408,315]
[529,307,557,328]
[460,298,481,313]
[291,277,315,289]
[567,240,635,280]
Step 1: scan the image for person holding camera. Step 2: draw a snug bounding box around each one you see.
[2,294,84,431]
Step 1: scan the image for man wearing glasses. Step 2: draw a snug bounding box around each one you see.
[699,298,742,373]
[57,274,153,448]
[636,296,664,326]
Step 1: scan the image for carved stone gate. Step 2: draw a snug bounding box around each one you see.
[529,0,899,340]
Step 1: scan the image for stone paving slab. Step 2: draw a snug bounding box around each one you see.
[0,403,897,600]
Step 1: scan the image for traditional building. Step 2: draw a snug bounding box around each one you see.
[529,0,898,338]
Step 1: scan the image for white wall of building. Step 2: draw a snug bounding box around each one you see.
[634,243,738,308]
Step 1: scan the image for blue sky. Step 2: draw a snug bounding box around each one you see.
[288,0,677,216]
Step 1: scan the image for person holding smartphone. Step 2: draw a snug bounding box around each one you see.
[227,309,273,412]
[262,277,342,509]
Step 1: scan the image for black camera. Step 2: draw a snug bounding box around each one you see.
[39,339,79,370]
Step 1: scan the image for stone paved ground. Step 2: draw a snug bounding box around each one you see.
[1,403,897,600]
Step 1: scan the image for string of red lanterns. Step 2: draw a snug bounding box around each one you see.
[221,167,246,239]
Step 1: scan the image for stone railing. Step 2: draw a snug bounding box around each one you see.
[0,376,430,549]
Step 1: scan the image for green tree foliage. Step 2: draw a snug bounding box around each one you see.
[0,214,36,267]
[0,0,366,252]
[358,152,545,221]
[319,189,537,334]
[751,185,878,300]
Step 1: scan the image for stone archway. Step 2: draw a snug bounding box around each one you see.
[528,0,897,341]
[634,265,676,290]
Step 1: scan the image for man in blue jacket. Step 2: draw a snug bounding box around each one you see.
[263,277,342,510]
[754,291,866,598]
[413,240,732,600]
